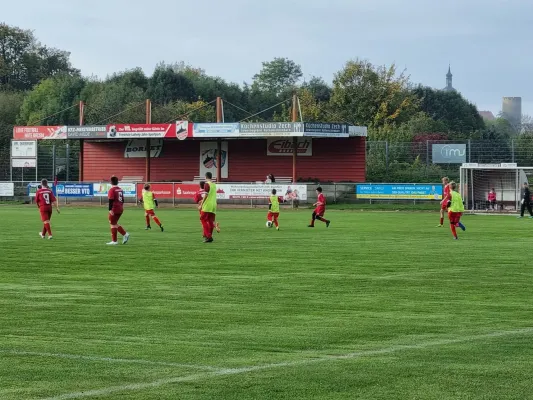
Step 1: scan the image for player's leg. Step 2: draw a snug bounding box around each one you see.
[438,207,444,227]
[108,214,118,244]
[145,211,151,229]
[200,212,210,240]
[208,213,216,237]
[215,220,220,233]
[114,214,129,243]
[39,211,48,238]
[308,211,317,227]
[449,212,458,239]
[519,201,526,218]
[273,213,279,229]
[151,210,163,231]
[527,202,533,217]
[46,211,53,238]
[316,210,330,227]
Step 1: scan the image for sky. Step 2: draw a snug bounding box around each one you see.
[3,0,533,116]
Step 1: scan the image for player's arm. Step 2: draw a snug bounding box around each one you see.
[108,190,114,213]
[51,193,60,213]
[199,184,210,208]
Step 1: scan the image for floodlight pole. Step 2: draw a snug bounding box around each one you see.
[79,101,84,182]
[216,97,222,182]
[292,94,298,183]
[145,99,152,182]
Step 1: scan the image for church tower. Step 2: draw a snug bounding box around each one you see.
[444,65,455,91]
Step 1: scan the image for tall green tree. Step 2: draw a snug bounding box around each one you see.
[331,59,418,128]
[0,23,78,91]
[252,57,302,95]
[147,64,196,104]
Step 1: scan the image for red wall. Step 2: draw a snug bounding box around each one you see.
[83,137,365,182]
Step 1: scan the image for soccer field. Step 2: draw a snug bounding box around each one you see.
[1,207,532,400]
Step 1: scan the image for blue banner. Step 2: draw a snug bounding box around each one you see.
[356,184,443,200]
[56,183,93,197]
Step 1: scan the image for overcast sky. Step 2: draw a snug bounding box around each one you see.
[4,0,533,116]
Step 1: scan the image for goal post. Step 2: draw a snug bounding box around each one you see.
[459,163,533,212]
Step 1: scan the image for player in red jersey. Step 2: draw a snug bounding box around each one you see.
[107,176,130,245]
[36,179,60,239]
[437,177,451,227]
[308,186,330,228]
[194,181,220,234]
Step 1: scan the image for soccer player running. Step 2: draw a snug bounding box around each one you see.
[267,188,281,230]
[36,179,60,239]
[518,182,533,219]
[308,186,330,228]
[107,176,130,245]
[140,184,164,231]
[198,172,217,243]
[448,181,466,240]
[437,176,451,227]
[194,181,220,233]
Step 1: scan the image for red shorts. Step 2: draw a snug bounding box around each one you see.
[314,208,325,217]
[267,212,279,221]
[448,211,462,225]
[441,202,449,211]
[40,208,52,221]
[200,211,216,223]
[145,209,155,216]
[109,212,122,225]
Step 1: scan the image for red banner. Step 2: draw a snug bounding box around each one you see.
[136,183,200,199]
[107,121,192,139]
[13,126,67,140]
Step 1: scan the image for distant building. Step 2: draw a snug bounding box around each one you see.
[478,111,495,121]
[502,97,522,129]
[443,65,455,92]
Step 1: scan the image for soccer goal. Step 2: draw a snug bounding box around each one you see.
[460,163,533,212]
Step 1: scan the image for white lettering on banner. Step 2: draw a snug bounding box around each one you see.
[267,138,312,156]
[0,182,14,196]
[216,184,307,200]
[125,139,163,158]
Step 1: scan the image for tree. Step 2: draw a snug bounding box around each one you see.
[252,58,302,95]
[147,64,196,104]
[0,23,78,91]
[301,76,331,102]
[412,86,485,134]
[330,59,418,128]
[17,74,86,125]
[0,91,24,180]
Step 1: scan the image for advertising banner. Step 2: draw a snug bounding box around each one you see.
[432,144,467,164]
[200,141,228,179]
[193,123,240,137]
[304,122,349,136]
[216,183,307,200]
[13,126,67,140]
[12,159,37,168]
[0,182,14,196]
[240,122,304,136]
[135,183,202,199]
[93,182,136,197]
[106,124,176,139]
[124,139,163,158]
[55,183,93,197]
[11,140,37,157]
[67,126,107,139]
[349,126,368,137]
[27,183,55,197]
[267,138,312,156]
[356,184,443,200]
[175,184,200,199]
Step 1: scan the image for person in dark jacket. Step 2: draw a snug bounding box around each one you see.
[519,182,533,218]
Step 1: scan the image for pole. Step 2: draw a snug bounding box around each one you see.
[52,144,56,182]
[385,140,389,176]
[292,94,298,183]
[79,101,84,182]
[426,140,429,177]
[468,139,471,163]
[66,143,70,182]
[512,138,515,163]
[216,97,222,182]
[145,99,152,182]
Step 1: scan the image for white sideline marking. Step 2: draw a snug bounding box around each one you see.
[38,327,533,400]
[0,350,217,371]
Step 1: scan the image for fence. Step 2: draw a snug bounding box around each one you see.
[3,139,533,185]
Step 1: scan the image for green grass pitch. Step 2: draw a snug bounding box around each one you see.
[1,206,533,399]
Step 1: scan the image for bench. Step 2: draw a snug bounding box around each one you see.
[275,177,293,184]
[122,176,144,183]
[193,176,217,182]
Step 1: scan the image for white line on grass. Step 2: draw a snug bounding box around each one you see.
[38,327,533,400]
[0,350,217,371]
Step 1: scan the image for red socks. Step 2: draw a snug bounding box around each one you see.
[117,226,126,236]
[45,222,52,236]
[440,217,444,225]
[145,216,150,225]
[111,227,118,242]
[42,225,47,236]
[450,224,457,239]
[317,216,327,223]
[153,217,161,226]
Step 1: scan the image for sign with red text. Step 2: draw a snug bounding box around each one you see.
[13,126,67,140]
[216,183,307,200]
[267,138,312,156]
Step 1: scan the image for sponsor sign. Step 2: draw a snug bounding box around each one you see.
[304,122,349,135]
[267,138,312,156]
[124,139,163,158]
[174,184,200,199]
[106,124,175,139]
[240,122,304,136]
[135,183,202,199]
[67,126,107,139]
[13,126,67,140]
[0,182,14,196]
[11,140,37,158]
[193,123,240,137]
[200,141,228,179]
[349,126,368,137]
[432,144,467,164]
[27,183,55,197]
[356,184,443,200]
[176,121,191,140]
[92,182,136,197]
[216,183,307,200]
[461,163,518,169]
[12,159,37,168]
[55,183,93,197]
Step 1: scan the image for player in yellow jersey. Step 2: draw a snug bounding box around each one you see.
[267,189,281,230]
[447,182,466,240]
[199,172,217,243]
[139,184,164,232]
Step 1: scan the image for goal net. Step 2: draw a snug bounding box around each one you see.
[460,163,533,212]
